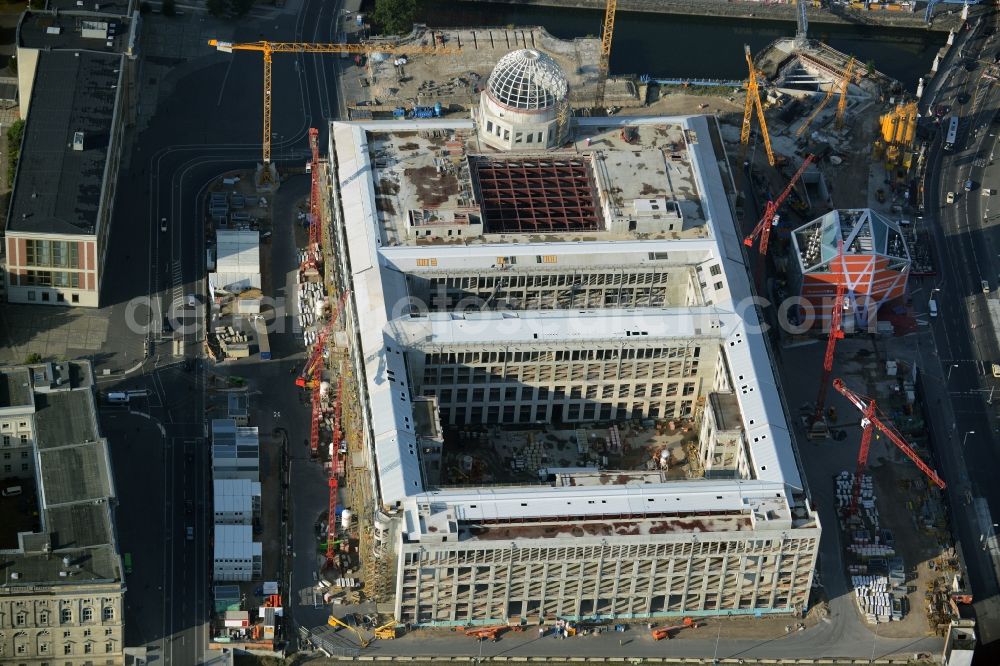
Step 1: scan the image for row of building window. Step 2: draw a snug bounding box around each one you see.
[425,270,672,290]
[433,400,693,424]
[21,270,83,289]
[2,464,29,473]
[430,382,697,403]
[13,606,114,626]
[484,121,546,145]
[2,436,30,446]
[24,240,81,270]
[424,346,699,365]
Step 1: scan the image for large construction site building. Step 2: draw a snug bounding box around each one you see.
[327,49,820,626]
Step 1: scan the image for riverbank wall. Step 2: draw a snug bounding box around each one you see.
[462,0,966,32]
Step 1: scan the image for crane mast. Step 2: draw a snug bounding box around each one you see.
[595,0,618,110]
[832,378,946,515]
[836,57,855,129]
[208,38,459,181]
[744,154,815,256]
[809,282,846,439]
[741,45,778,168]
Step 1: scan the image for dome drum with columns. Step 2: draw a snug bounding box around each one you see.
[477,49,570,151]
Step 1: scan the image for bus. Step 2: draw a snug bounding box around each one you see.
[123,553,132,575]
[944,116,960,151]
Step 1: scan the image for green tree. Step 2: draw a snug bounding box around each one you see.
[7,119,25,188]
[372,0,419,36]
[24,353,42,364]
[866,60,875,77]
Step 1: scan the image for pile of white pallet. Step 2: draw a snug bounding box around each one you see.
[852,575,901,623]
[297,278,326,347]
[834,471,880,527]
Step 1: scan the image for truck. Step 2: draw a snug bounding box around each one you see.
[254,318,271,360]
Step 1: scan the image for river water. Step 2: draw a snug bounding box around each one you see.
[414,1,946,90]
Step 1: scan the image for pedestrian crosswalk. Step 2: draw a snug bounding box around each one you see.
[171,260,184,309]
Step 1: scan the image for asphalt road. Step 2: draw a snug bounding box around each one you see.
[90,0,348,660]
[920,8,1000,658]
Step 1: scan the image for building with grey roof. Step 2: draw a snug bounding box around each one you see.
[0,360,125,665]
[1,3,139,307]
[325,50,819,626]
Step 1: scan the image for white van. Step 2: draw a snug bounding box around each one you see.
[105,392,129,404]
[929,299,938,317]
[2,485,23,497]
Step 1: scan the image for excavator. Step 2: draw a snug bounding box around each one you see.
[651,617,699,640]
[327,615,370,648]
[373,619,404,640]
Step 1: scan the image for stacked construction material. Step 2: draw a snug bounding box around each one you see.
[834,471,880,527]
[851,575,896,624]
[297,279,326,346]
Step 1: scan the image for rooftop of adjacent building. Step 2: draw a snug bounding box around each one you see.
[6,49,122,236]
[0,366,34,412]
[0,361,119,587]
[332,114,812,528]
[18,9,129,52]
[792,208,911,273]
[363,120,706,247]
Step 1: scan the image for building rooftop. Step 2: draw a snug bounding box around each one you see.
[38,440,113,506]
[710,392,743,431]
[0,362,120,588]
[46,0,134,16]
[332,115,813,533]
[0,367,34,412]
[34,390,99,449]
[792,208,910,274]
[18,10,129,52]
[7,49,123,236]
[360,120,704,248]
[485,49,568,112]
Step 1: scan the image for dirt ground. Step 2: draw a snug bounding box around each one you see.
[868,454,948,638]
[620,90,744,119]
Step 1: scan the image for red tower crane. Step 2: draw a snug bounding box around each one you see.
[809,282,847,439]
[832,378,946,515]
[301,127,323,272]
[744,154,815,256]
[294,291,349,458]
[294,291,349,389]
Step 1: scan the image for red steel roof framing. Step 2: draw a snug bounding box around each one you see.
[472,157,601,233]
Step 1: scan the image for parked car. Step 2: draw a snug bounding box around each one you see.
[947,191,956,204]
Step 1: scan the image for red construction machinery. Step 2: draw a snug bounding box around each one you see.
[651,617,699,640]
[744,153,815,257]
[808,282,847,439]
[832,378,946,515]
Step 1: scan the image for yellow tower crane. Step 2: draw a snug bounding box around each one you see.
[208,39,459,181]
[796,86,834,138]
[836,56,856,129]
[740,44,778,167]
[797,57,856,138]
[595,0,617,110]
